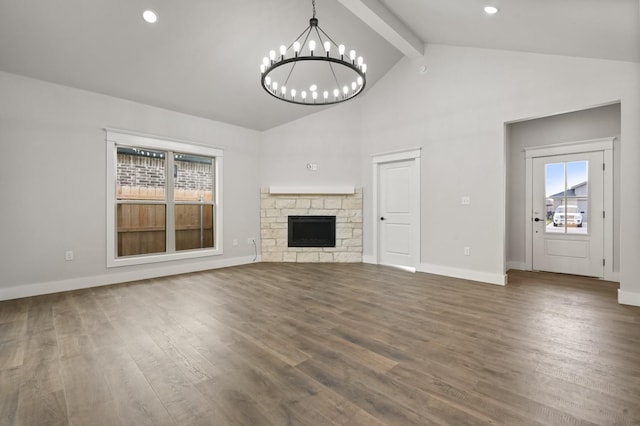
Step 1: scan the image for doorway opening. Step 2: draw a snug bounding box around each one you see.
[505,103,620,282]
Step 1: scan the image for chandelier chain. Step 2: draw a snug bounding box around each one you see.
[312,0,316,18]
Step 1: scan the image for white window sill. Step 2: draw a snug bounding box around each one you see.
[107,247,223,268]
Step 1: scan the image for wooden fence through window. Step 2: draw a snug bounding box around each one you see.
[116,186,214,257]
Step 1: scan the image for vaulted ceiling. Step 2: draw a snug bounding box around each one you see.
[0,0,638,130]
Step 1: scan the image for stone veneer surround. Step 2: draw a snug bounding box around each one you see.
[260,188,363,262]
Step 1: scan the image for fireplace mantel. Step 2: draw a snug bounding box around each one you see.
[268,185,355,195]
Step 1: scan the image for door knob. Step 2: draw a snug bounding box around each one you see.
[534,218,541,222]
[380,217,386,221]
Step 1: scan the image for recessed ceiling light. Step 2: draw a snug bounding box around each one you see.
[142,10,158,24]
[484,6,499,15]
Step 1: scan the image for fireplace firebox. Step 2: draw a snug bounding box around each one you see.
[288,216,336,247]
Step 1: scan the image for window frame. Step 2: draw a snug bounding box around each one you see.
[105,129,223,267]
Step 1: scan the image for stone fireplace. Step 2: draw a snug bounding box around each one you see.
[260,187,362,262]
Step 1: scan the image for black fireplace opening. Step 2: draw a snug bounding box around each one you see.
[288,216,336,247]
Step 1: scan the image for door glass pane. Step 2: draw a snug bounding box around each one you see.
[117,204,166,257]
[545,163,565,233]
[545,160,589,234]
[175,204,214,251]
[565,197,588,235]
[174,154,213,202]
[567,161,588,196]
[116,147,166,201]
[567,161,588,235]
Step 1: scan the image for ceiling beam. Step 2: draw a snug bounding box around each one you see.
[338,0,424,59]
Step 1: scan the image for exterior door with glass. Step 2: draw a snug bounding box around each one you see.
[532,151,604,277]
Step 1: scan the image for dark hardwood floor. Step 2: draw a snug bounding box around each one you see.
[1,263,639,425]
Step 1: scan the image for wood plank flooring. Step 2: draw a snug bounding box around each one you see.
[1,263,639,425]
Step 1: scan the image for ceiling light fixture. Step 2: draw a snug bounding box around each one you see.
[142,10,158,24]
[259,0,367,105]
[484,6,499,15]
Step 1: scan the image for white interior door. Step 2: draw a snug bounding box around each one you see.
[532,151,604,277]
[378,159,419,269]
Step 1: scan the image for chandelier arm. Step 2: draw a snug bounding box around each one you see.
[316,26,341,49]
[327,62,341,90]
[284,26,314,87]
[313,26,328,55]
[288,25,312,52]
[283,61,298,88]
[314,27,341,89]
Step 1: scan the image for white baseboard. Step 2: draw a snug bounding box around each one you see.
[618,289,640,307]
[506,261,527,271]
[0,255,261,301]
[418,263,507,286]
[362,255,377,265]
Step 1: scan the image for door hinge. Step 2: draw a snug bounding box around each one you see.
[603,259,606,267]
[603,163,605,171]
[603,211,605,219]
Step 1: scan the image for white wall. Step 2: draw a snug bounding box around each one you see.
[0,71,261,299]
[357,45,638,298]
[260,100,363,188]
[506,104,622,272]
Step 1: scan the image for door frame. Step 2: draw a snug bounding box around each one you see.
[371,148,421,270]
[524,137,616,280]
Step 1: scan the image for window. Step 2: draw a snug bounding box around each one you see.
[106,129,223,267]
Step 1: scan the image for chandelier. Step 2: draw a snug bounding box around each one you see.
[260,0,367,105]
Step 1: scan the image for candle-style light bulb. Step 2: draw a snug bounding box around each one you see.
[324,41,331,56]
[351,81,356,91]
[293,41,301,54]
[357,76,363,85]
[269,50,276,61]
[333,88,339,98]
[343,86,348,95]
[262,57,269,67]
[281,86,286,95]
[301,90,307,100]
[260,64,266,73]
[323,90,328,100]
[265,76,271,86]
[338,44,345,56]
[362,64,367,73]
[309,84,317,92]
[312,91,318,101]
[357,56,363,66]
[309,40,316,55]
[291,89,296,98]
[349,50,356,62]
[272,81,278,92]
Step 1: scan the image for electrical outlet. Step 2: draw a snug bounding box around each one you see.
[232,239,238,246]
[464,247,470,256]
[65,250,74,261]
[248,237,255,245]
[461,196,471,205]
